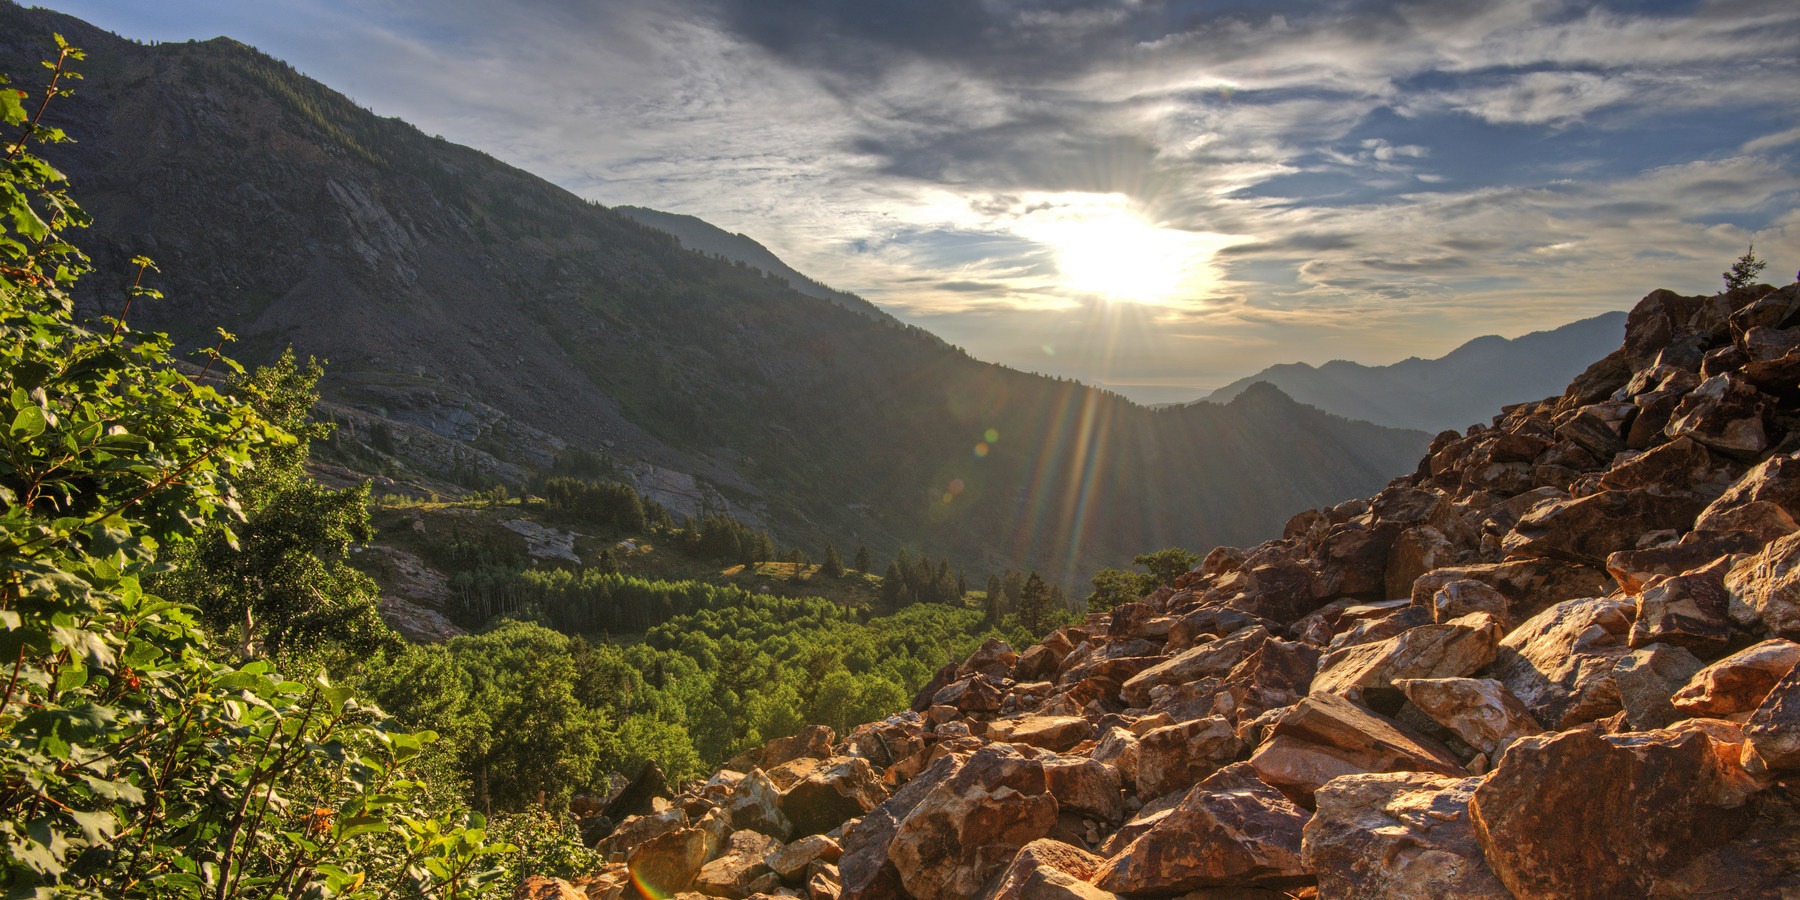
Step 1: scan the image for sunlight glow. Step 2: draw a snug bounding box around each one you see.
[1010,193,1227,305]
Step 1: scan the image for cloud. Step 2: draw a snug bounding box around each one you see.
[32,0,1800,402]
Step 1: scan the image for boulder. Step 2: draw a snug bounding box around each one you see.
[1247,692,1465,803]
[1225,559,1324,623]
[1671,639,1800,718]
[1092,763,1311,895]
[1300,772,1511,900]
[1501,490,1705,566]
[694,830,783,899]
[1726,530,1800,637]
[1628,557,1734,654]
[626,826,710,899]
[729,725,837,774]
[1744,662,1800,771]
[766,834,841,880]
[599,807,688,863]
[985,839,1115,900]
[985,716,1093,753]
[837,753,967,900]
[1486,596,1634,728]
[960,638,1019,679]
[1694,453,1800,541]
[1409,559,1613,622]
[1394,677,1542,757]
[1664,372,1775,456]
[1385,526,1458,603]
[514,877,586,900]
[933,675,1009,714]
[1198,638,1320,726]
[841,712,928,769]
[1120,626,1269,708]
[729,768,793,839]
[889,745,1059,900]
[775,757,887,838]
[1041,755,1124,822]
[1427,579,1510,626]
[1612,643,1706,730]
[603,761,673,823]
[1470,727,1756,899]
[1133,716,1245,801]
[1309,612,1504,711]
[1597,436,1738,499]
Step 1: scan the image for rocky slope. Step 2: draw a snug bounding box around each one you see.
[528,279,1800,899]
[0,5,1428,577]
[1203,311,1627,433]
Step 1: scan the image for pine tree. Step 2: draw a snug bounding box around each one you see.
[1018,571,1053,635]
[854,545,871,573]
[820,543,845,579]
[1724,242,1768,292]
[881,561,906,613]
[983,574,1004,625]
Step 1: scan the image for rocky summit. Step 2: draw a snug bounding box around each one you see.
[521,281,1800,898]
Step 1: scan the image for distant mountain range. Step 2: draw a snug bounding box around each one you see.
[0,3,1429,580]
[1202,312,1627,433]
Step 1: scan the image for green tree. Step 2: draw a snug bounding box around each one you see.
[1017,571,1054,635]
[1134,547,1200,589]
[1086,566,1150,613]
[1724,242,1768,292]
[853,545,871,573]
[0,43,505,895]
[159,350,393,658]
[819,542,845,578]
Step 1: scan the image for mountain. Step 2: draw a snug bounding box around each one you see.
[551,281,1800,897]
[1202,311,1628,433]
[612,206,894,323]
[0,5,1427,579]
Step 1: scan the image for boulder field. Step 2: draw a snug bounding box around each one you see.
[525,282,1800,899]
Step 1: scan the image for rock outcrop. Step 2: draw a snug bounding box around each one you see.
[542,282,1800,899]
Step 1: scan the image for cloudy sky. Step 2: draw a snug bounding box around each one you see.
[36,0,1800,403]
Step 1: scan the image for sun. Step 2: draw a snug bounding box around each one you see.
[1013,194,1221,305]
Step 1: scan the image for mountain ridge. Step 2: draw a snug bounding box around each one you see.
[1202,310,1628,432]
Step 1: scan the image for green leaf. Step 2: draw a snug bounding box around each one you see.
[10,405,46,439]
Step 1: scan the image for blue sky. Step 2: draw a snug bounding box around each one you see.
[33,0,1800,403]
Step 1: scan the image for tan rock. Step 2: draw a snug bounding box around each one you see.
[1613,643,1706,730]
[1394,677,1542,757]
[775,757,887,838]
[889,745,1059,900]
[807,862,842,900]
[1501,490,1706,566]
[984,839,1115,900]
[1605,530,1760,593]
[1120,626,1269,708]
[960,637,1019,679]
[1041,755,1124,822]
[1744,661,1800,771]
[765,834,841,880]
[1093,763,1311,895]
[837,752,968,900]
[1671,638,1800,718]
[599,807,688,862]
[730,768,793,839]
[1486,595,1634,728]
[1629,557,1734,653]
[1247,692,1464,803]
[1133,716,1244,800]
[985,716,1093,752]
[513,876,586,900]
[695,830,783,899]
[1385,526,1458,605]
[1470,727,1756,899]
[1301,772,1511,900]
[627,826,710,899]
[841,711,928,769]
[1665,371,1775,456]
[1427,579,1510,626]
[1409,558,1613,623]
[1090,727,1139,788]
[1726,530,1800,637]
[1310,612,1503,709]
